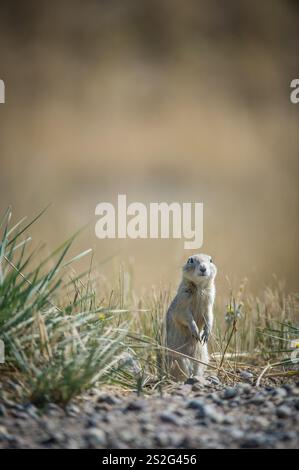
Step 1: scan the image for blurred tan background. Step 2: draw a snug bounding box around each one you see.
[0,0,299,297]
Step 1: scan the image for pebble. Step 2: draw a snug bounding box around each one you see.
[223,387,238,399]
[192,382,204,392]
[170,433,185,447]
[85,428,107,447]
[124,399,146,412]
[207,375,222,386]
[249,393,266,405]
[140,422,155,433]
[186,399,224,423]
[278,431,297,441]
[273,387,288,399]
[0,425,10,440]
[229,428,244,440]
[186,399,205,411]
[236,382,252,394]
[251,416,270,429]
[185,376,200,385]
[67,403,81,415]
[155,432,171,447]
[203,406,224,424]
[40,431,65,445]
[276,405,292,419]
[10,410,30,420]
[119,429,135,443]
[97,393,120,406]
[240,371,254,381]
[159,411,181,426]
[86,417,100,428]
[228,400,240,408]
[223,415,234,425]
[174,384,192,396]
[23,403,39,419]
[241,433,270,448]
[44,403,63,416]
[0,404,7,417]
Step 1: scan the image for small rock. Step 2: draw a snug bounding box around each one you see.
[207,375,222,386]
[44,403,63,416]
[0,404,7,417]
[194,404,207,419]
[124,399,146,412]
[23,403,39,419]
[229,428,244,440]
[2,398,15,408]
[174,384,192,396]
[241,433,269,448]
[263,401,275,411]
[203,406,224,423]
[249,393,266,405]
[252,416,270,429]
[240,370,254,381]
[86,417,100,428]
[138,412,153,424]
[0,425,10,440]
[191,382,204,392]
[207,392,223,406]
[294,399,299,410]
[282,384,293,393]
[97,394,120,406]
[66,404,81,416]
[228,400,240,408]
[40,432,65,445]
[190,375,207,385]
[141,423,155,433]
[276,405,292,419]
[274,387,288,399]
[223,415,234,425]
[277,431,297,442]
[159,411,181,426]
[65,438,80,449]
[223,387,238,399]
[85,428,107,448]
[170,433,185,447]
[155,432,171,447]
[119,429,134,443]
[10,410,29,420]
[185,377,199,385]
[186,399,206,411]
[187,399,223,423]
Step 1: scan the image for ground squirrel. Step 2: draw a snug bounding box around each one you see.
[165,253,217,381]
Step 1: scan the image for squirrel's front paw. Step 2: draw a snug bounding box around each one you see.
[200,325,210,344]
[192,332,201,342]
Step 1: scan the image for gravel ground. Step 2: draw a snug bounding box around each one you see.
[1,377,299,449]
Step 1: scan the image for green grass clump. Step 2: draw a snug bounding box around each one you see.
[0,208,132,405]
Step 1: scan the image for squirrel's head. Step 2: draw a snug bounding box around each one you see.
[182,253,217,286]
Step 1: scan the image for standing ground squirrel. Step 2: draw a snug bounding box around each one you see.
[165,253,217,381]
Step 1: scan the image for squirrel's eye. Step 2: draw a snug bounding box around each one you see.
[210,258,213,263]
[188,258,194,264]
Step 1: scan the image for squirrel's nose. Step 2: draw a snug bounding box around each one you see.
[200,265,207,273]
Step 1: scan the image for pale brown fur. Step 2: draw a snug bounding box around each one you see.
[165,253,217,381]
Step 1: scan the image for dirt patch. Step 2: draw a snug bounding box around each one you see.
[1,378,299,449]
